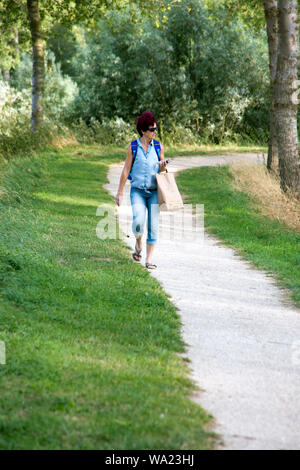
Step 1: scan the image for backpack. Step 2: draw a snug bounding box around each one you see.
[128,139,161,180]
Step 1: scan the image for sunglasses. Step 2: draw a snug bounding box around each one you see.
[148,127,157,132]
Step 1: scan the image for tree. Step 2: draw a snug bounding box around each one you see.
[25,0,109,131]
[263,0,278,171]
[27,0,44,131]
[274,0,300,196]
[2,0,164,132]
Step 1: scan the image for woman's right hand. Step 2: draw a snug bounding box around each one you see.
[115,192,123,206]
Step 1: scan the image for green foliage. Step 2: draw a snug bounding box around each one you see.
[202,0,265,31]
[0,79,34,159]
[11,51,79,121]
[71,117,136,145]
[68,0,269,144]
[44,52,79,121]
[0,0,269,147]
[0,1,30,72]
[46,24,78,77]
[0,52,78,159]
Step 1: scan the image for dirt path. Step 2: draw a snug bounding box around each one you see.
[104,154,300,450]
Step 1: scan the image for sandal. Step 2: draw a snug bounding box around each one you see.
[145,262,157,270]
[132,242,142,262]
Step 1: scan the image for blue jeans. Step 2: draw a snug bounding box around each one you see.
[130,188,160,245]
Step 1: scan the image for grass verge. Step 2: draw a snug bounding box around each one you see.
[177,165,300,308]
[0,144,219,450]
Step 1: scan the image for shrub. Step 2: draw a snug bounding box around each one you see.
[0,51,78,159]
[71,117,136,145]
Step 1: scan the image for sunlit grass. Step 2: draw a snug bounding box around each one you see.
[34,192,101,207]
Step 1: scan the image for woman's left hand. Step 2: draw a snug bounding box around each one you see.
[159,159,168,171]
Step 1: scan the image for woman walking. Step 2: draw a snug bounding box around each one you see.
[115,110,168,269]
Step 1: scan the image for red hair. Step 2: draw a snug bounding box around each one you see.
[136,110,157,136]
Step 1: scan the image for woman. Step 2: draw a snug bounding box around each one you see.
[115,110,168,269]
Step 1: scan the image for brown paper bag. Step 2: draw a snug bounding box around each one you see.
[155,170,184,211]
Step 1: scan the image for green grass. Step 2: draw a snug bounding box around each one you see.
[177,165,300,308]
[0,144,220,450]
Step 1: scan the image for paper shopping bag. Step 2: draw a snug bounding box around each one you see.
[155,170,184,211]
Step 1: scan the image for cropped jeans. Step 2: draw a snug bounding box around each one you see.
[130,187,160,245]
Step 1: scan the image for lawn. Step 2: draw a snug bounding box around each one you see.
[0,144,217,450]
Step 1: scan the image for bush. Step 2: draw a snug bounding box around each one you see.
[11,51,79,122]
[71,117,136,145]
[161,124,201,145]
[0,80,73,160]
[0,80,32,159]
[0,51,78,159]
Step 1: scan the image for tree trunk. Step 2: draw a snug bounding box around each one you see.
[263,0,278,171]
[27,0,44,132]
[274,0,300,197]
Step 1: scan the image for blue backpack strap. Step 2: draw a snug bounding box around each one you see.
[153,139,161,160]
[128,140,138,180]
[131,139,138,161]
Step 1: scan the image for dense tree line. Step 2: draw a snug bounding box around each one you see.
[63,2,268,145]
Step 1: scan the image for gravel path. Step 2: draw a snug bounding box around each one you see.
[104,154,300,450]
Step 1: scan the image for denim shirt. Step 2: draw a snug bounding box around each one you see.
[130,137,159,190]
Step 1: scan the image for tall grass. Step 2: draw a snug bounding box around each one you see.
[230,162,300,232]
